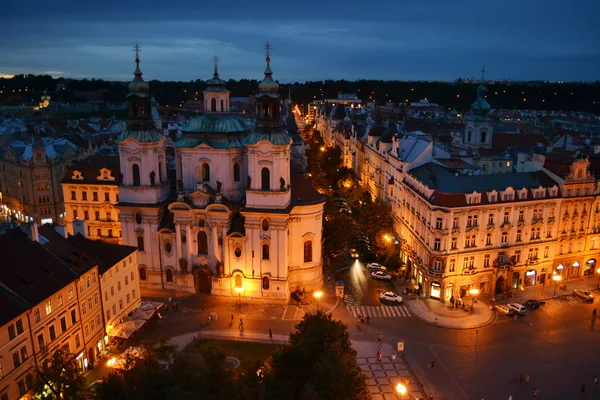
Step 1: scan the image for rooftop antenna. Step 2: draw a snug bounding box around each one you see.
[481,66,485,82]
[134,44,141,60]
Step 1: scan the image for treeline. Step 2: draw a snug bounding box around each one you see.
[2,74,599,114]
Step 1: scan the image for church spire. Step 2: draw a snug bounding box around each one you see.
[212,55,220,78]
[258,42,279,93]
[129,43,149,93]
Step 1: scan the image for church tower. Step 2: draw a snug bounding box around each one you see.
[244,42,292,210]
[116,45,170,291]
[203,56,230,113]
[464,67,493,149]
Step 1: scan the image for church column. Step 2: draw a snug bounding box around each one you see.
[212,223,220,269]
[274,226,280,280]
[222,226,230,276]
[186,226,194,269]
[175,222,182,272]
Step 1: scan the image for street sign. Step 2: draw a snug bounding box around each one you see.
[335,281,345,298]
[397,341,404,352]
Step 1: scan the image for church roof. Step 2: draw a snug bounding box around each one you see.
[181,114,249,134]
[244,131,291,146]
[117,128,164,143]
[175,134,246,149]
[470,83,491,120]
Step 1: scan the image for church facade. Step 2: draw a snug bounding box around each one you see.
[116,47,325,302]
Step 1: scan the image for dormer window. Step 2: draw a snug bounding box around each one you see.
[71,170,84,180]
[467,193,481,204]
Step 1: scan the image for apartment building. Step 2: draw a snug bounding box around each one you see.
[0,225,82,400]
[61,155,121,243]
[0,137,82,225]
[318,86,600,302]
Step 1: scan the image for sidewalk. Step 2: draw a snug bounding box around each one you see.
[406,298,496,329]
[502,276,599,304]
[170,330,427,400]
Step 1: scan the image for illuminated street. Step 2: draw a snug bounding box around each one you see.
[338,256,600,400]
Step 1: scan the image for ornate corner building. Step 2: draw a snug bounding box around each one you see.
[318,83,600,302]
[115,48,325,301]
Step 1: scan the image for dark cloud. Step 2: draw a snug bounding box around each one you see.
[0,0,597,81]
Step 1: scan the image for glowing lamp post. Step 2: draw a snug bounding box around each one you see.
[314,291,323,312]
[552,274,562,297]
[395,383,407,399]
[235,287,244,309]
[384,234,392,244]
[469,288,479,313]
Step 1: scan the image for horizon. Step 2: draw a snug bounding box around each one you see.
[1,1,598,83]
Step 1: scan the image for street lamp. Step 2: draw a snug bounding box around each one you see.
[235,287,244,309]
[395,383,407,399]
[469,288,479,313]
[552,274,562,297]
[383,234,392,244]
[314,291,323,312]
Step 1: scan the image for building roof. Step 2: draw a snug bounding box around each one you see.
[0,230,78,307]
[38,225,99,276]
[181,114,249,134]
[290,173,326,205]
[117,128,164,143]
[434,158,477,170]
[0,285,29,326]
[409,162,557,194]
[68,234,137,275]
[61,155,120,185]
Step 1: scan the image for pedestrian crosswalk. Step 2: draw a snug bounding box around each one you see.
[344,293,363,307]
[347,305,411,318]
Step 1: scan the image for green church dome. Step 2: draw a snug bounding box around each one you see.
[181,114,249,134]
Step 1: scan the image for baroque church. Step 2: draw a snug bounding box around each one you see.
[116,46,325,301]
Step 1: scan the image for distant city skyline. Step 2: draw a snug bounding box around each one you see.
[0,0,598,83]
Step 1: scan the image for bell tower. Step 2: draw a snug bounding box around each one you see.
[203,55,230,113]
[464,66,493,149]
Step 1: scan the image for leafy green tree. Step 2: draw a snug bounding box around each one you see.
[323,213,354,255]
[31,347,84,400]
[260,311,369,400]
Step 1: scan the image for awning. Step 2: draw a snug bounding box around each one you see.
[131,309,155,321]
[137,301,164,312]
[460,280,474,286]
[108,319,146,338]
[480,276,490,283]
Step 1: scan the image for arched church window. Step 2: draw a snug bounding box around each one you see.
[303,240,313,263]
[261,168,270,191]
[132,164,141,186]
[137,236,145,252]
[135,213,142,224]
[262,244,270,260]
[197,231,208,255]
[262,276,270,290]
[201,163,210,182]
[211,98,216,112]
[467,130,472,143]
[480,129,487,143]
[220,99,224,111]
[233,163,240,182]
[139,267,147,281]
[166,269,173,283]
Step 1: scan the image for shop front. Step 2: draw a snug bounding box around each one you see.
[555,263,565,276]
[459,280,473,298]
[584,259,596,276]
[444,283,454,302]
[570,261,580,279]
[479,276,490,294]
[524,269,537,287]
[430,282,441,299]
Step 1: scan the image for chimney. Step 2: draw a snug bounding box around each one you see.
[72,220,89,238]
[20,222,40,243]
[54,224,68,239]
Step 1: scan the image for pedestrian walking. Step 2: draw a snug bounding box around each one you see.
[366,315,370,324]
[520,375,524,384]
[231,314,234,323]
[428,359,435,370]
[376,350,382,362]
[593,308,597,319]
[391,352,396,361]
[405,377,409,387]
[208,315,212,324]
[378,333,382,343]
[508,395,512,400]
[594,377,599,387]
[269,329,273,339]
[533,388,539,399]
[580,384,586,395]
[525,373,530,384]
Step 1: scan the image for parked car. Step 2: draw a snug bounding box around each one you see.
[495,304,516,316]
[379,291,403,303]
[574,289,595,302]
[349,248,359,258]
[524,299,543,309]
[367,262,386,272]
[371,270,392,281]
[506,303,527,315]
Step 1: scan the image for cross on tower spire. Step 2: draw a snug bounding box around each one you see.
[212,55,219,76]
[264,42,272,61]
[134,44,141,61]
[481,65,485,82]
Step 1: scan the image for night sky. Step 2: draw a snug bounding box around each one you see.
[0,0,597,82]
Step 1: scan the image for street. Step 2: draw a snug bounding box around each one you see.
[339,256,600,399]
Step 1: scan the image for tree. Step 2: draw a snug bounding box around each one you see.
[259,312,369,400]
[323,213,354,255]
[31,347,84,400]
